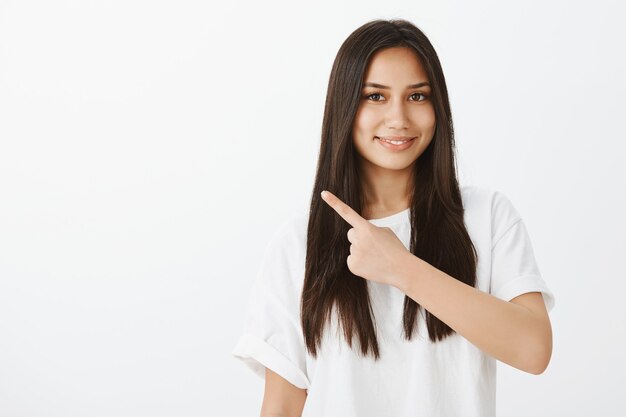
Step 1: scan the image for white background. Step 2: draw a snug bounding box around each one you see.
[1,0,624,416]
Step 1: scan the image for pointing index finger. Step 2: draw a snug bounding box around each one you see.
[320,190,369,228]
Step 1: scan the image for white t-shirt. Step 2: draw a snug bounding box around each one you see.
[232,185,555,417]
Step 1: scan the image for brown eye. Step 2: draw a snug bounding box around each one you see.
[365,93,383,101]
[410,93,428,101]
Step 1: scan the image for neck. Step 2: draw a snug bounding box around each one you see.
[359,162,413,219]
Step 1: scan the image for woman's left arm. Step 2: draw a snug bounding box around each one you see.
[394,253,553,375]
[319,189,552,375]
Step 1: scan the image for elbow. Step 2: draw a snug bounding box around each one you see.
[525,327,553,375]
[526,354,550,375]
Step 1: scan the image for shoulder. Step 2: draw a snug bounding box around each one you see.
[461,184,520,216]
[268,209,309,252]
[460,184,524,241]
[250,209,309,303]
[259,208,309,277]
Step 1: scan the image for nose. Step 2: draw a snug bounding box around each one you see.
[384,99,410,130]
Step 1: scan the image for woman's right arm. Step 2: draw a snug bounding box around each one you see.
[260,367,307,417]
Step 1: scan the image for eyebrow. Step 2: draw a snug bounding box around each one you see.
[363,82,431,89]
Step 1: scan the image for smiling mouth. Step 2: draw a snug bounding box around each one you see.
[375,136,415,145]
[374,136,416,151]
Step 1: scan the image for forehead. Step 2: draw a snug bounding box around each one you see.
[363,46,429,84]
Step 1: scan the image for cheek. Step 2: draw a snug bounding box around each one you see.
[353,107,379,136]
[412,106,436,131]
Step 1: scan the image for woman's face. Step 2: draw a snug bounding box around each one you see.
[352,46,436,172]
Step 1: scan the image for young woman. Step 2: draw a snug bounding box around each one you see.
[232,18,555,417]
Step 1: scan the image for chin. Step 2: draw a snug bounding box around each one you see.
[371,157,417,171]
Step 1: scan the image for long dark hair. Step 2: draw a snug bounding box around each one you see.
[301,19,477,359]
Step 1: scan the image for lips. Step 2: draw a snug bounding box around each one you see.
[375,136,415,144]
[375,136,416,151]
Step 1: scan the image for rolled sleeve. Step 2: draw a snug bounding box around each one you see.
[489,193,556,313]
[232,332,310,389]
[231,221,311,389]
